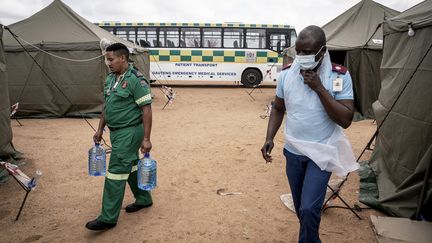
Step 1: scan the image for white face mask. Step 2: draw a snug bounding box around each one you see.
[296,46,325,70]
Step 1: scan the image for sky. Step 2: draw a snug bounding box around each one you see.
[0,0,424,32]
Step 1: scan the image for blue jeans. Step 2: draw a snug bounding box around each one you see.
[284,149,331,243]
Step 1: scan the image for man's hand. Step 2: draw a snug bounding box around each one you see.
[93,130,103,144]
[141,139,152,154]
[261,140,274,163]
[302,70,325,92]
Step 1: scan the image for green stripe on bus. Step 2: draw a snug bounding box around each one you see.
[256,51,267,57]
[202,56,213,62]
[213,51,224,56]
[159,56,170,61]
[95,22,293,29]
[149,50,159,55]
[191,50,202,56]
[170,50,180,55]
[224,56,235,62]
[235,51,245,57]
[181,56,191,61]
[267,57,277,63]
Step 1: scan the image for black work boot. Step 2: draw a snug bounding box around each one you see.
[85,219,116,231]
[125,202,153,213]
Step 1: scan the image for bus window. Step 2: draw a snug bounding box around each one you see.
[104,28,114,35]
[246,29,266,49]
[224,29,244,48]
[270,33,287,53]
[158,28,180,47]
[290,31,297,47]
[203,28,222,48]
[181,28,201,48]
[137,28,156,47]
[116,28,136,44]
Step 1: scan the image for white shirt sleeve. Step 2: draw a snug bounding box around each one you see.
[334,71,354,100]
[276,71,286,99]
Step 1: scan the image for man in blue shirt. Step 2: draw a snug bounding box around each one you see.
[261,25,357,243]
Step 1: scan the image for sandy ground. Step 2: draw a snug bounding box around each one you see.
[0,86,380,243]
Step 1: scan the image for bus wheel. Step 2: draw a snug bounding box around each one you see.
[241,69,262,87]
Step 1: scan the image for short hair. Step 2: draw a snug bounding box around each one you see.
[106,43,129,60]
[298,25,326,48]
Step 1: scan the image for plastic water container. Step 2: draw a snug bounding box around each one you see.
[88,143,106,176]
[27,170,42,190]
[137,153,157,190]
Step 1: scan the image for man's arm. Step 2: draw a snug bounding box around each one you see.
[302,70,354,128]
[140,104,152,153]
[93,105,106,144]
[261,96,286,163]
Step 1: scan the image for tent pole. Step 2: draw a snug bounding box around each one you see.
[357,130,378,161]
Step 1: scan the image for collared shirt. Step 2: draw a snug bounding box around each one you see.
[104,64,152,129]
[276,64,354,155]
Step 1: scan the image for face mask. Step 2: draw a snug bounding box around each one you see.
[296,46,325,70]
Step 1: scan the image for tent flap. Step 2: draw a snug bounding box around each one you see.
[0,25,17,157]
[360,1,432,219]
[345,49,382,118]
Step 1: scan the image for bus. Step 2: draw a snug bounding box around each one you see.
[96,22,297,87]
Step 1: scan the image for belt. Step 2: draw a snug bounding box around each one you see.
[108,122,142,132]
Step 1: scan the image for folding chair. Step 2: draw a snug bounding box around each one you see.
[321,131,378,220]
[322,175,362,220]
[161,86,176,110]
[245,84,263,101]
[0,161,40,220]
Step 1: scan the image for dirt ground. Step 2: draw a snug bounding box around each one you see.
[0,86,380,243]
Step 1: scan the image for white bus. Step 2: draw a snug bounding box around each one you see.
[96,22,297,87]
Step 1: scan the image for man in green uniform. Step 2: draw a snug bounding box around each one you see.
[86,43,153,231]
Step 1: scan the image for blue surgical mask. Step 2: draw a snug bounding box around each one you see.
[296,46,325,70]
